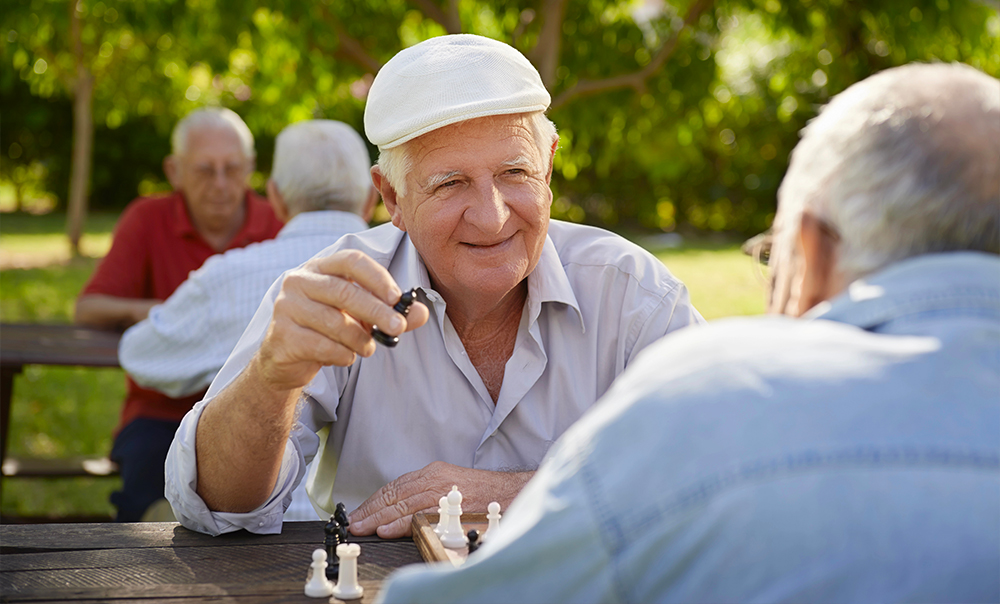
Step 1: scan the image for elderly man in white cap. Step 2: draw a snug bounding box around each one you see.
[164,34,702,537]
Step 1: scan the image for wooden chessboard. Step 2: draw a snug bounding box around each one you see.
[411,512,488,567]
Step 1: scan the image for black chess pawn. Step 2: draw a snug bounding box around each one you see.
[324,515,344,580]
[371,288,418,347]
[467,529,481,554]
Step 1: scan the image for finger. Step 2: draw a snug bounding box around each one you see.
[290,264,408,340]
[272,286,378,359]
[312,250,401,306]
[375,514,415,539]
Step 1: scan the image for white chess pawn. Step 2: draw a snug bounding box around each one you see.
[440,485,468,549]
[434,494,449,536]
[483,501,501,543]
[331,543,364,600]
[304,549,334,598]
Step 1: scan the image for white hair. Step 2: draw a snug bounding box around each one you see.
[171,107,255,159]
[271,120,372,215]
[775,62,1000,282]
[377,112,558,197]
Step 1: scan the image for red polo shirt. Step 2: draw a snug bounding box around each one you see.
[81,190,283,432]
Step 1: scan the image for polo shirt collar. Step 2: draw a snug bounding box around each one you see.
[170,190,271,248]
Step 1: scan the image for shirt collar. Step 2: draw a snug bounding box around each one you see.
[278,211,369,240]
[393,230,584,332]
[807,251,1000,330]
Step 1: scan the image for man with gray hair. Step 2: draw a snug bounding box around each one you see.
[119,119,375,521]
[378,62,1000,603]
[76,107,283,522]
[165,35,702,536]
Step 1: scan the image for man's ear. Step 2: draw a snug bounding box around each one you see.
[360,186,379,223]
[796,211,844,316]
[544,137,558,184]
[265,179,290,223]
[371,166,406,232]
[163,156,181,189]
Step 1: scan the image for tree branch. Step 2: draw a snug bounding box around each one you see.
[408,0,462,33]
[550,0,714,110]
[333,23,383,74]
[531,0,570,89]
[314,5,383,74]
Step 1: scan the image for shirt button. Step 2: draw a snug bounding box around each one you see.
[258,521,264,527]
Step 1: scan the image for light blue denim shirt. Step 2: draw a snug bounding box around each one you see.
[378,251,1000,604]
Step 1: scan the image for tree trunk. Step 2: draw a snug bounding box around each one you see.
[67,3,93,257]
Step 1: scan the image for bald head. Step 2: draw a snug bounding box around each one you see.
[776,63,1000,281]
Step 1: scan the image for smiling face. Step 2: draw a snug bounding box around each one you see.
[381,113,555,308]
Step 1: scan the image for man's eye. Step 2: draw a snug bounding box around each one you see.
[440,179,460,188]
[506,168,525,175]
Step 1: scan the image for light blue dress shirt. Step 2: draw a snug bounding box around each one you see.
[120,210,369,521]
[378,252,1000,603]
[164,220,703,535]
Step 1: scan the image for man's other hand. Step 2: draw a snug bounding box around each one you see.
[348,461,533,539]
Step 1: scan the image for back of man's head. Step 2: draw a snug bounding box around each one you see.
[171,107,255,160]
[271,120,372,217]
[776,63,1000,281]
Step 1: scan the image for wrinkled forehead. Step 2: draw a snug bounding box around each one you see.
[181,126,250,162]
[409,115,541,171]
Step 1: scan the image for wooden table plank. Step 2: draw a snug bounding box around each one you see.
[0,324,121,368]
[0,523,425,603]
[0,522,395,554]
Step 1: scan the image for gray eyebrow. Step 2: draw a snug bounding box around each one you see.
[500,155,534,169]
[421,170,462,191]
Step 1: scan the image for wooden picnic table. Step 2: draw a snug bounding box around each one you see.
[0,521,424,603]
[0,323,122,486]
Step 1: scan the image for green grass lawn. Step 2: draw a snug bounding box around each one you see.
[0,212,765,521]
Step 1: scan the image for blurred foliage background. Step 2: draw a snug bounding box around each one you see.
[3,0,997,238]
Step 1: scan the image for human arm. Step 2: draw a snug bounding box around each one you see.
[348,461,534,538]
[75,294,159,330]
[119,265,235,398]
[193,250,430,514]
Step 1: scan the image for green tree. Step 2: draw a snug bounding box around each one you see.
[3,0,997,242]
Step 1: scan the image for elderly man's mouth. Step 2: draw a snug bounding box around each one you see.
[462,237,513,251]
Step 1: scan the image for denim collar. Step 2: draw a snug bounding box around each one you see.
[808,252,1000,331]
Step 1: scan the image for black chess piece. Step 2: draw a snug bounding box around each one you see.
[467,529,481,554]
[324,515,344,580]
[371,288,418,347]
[334,502,349,532]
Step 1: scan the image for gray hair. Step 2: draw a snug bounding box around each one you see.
[774,62,1000,282]
[377,112,558,197]
[271,120,373,216]
[171,107,256,159]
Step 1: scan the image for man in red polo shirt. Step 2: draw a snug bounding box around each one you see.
[75,107,283,521]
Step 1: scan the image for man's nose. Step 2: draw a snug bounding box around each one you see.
[465,180,509,233]
[212,167,229,189]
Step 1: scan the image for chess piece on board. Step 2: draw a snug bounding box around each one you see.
[371,288,418,347]
[483,501,501,543]
[434,494,449,536]
[334,501,350,530]
[467,529,481,555]
[331,543,364,600]
[304,549,334,598]
[324,515,345,580]
[440,486,468,549]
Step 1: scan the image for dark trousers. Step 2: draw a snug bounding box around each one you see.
[109,418,181,522]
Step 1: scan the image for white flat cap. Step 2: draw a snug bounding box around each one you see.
[364,34,551,149]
